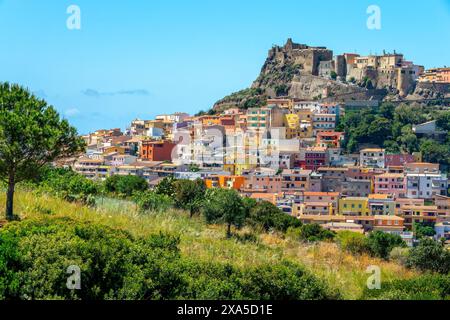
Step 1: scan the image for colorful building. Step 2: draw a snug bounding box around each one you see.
[373,173,406,198]
[140,140,176,161]
[339,197,369,216]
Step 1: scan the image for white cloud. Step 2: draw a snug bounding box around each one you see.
[65,108,80,117]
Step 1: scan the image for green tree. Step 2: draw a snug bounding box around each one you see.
[406,238,450,274]
[419,139,450,165]
[413,222,436,239]
[0,83,84,220]
[154,176,176,197]
[173,179,206,217]
[248,201,301,233]
[203,188,245,238]
[366,231,406,260]
[436,111,450,131]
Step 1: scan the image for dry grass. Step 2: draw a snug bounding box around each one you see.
[0,189,420,299]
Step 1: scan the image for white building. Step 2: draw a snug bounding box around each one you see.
[360,148,385,168]
[406,173,449,199]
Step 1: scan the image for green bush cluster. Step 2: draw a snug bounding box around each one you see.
[287,224,336,243]
[363,274,450,300]
[336,231,406,260]
[37,167,99,206]
[0,218,336,300]
[104,175,148,197]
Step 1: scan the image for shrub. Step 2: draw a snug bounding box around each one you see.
[133,191,174,213]
[363,274,450,300]
[287,224,335,243]
[336,231,369,255]
[389,247,410,266]
[154,176,176,197]
[406,238,450,274]
[104,175,148,197]
[38,168,99,205]
[248,201,301,233]
[366,231,406,260]
[0,218,335,300]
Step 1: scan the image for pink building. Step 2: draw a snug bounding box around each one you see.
[242,174,282,194]
[373,173,406,198]
[304,147,328,171]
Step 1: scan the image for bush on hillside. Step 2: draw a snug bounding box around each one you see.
[389,247,410,266]
[173,179,206,217]
[133,191,174,213]
[104,175,148,197]
[366,231,406,260]
[0,217,335,300]
[406,238,450,274]
[248,201,302,233]
[336,231,369,255]
[287,224,335,243]
[38,167,99,206]
[362,274,450,300]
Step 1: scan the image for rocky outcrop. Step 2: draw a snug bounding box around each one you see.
[407,82,450,100]
[212,39,449,111]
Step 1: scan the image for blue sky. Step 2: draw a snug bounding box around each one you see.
[0,0,449,134]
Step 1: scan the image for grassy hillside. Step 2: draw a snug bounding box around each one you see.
[0,189,420,299]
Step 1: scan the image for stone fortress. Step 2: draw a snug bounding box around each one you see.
[269,38,424,97]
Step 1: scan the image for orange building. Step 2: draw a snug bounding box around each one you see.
[205,175,245,190]
[316,132,344,148]
[140,140,176,161]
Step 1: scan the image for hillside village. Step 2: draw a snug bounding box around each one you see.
[64,94,450,247]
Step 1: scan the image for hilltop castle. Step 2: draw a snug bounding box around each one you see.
[266,39,424,97]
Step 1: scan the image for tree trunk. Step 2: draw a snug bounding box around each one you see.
[6,173,15,221]
[226,223,232,238]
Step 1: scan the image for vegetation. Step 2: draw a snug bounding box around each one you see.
[413,222,436,239]
[406,239,450,274]
[338,102,450,169]
[0,189,432,300]
[366,231,406,260]
[133,191,174,213]
[104,175,148,197]
[337,230,407,261]
[0,217,335,300]
[37,167,99,206]
[363,274,450,300]
[287,224,336,243]
[336,231,369,256]
[0,83,84,220]
[247,201,302,233]
[173,179,206,217]
[203,188,246,238]
[213,88,267,111]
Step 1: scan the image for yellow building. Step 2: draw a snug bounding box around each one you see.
[339,197,369,216]
[283,114,300,139]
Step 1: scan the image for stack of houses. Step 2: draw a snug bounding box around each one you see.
[68,98,450,244]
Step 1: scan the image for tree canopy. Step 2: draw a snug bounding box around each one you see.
[0,83,84,219]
